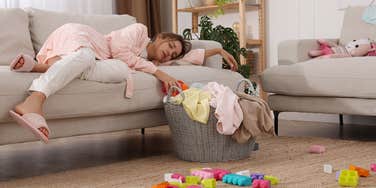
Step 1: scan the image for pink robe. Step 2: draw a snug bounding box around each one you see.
[36,23,206,97]
[37,23,159,74]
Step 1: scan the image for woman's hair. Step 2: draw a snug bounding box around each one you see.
[152,32,192,59]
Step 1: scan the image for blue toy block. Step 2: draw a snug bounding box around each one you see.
[222,174,252,186]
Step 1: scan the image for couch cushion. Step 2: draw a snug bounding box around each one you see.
[0,65,243,123]
[0,8,35,66]
[261,57,376,99]
[340,6,376,46]
[26,8,136,53]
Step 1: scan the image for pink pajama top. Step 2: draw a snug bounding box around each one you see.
[36,23,205,97]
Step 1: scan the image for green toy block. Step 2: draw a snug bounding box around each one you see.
[338,170,359,187]
[201,178,216,188]
[169,182,191,188]
[186,176,200,185]
[264,175,279,185]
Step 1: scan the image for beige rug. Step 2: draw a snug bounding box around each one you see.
[1,136,376,188]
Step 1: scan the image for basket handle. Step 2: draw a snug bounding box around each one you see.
[166,85,185,104]
[236,79,257,96]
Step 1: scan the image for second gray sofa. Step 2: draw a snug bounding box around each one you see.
[261,7,376,135]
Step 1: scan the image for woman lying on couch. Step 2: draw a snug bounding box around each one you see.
[8,23,238,143]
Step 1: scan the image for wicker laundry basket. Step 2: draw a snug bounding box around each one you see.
[164,79,257,162]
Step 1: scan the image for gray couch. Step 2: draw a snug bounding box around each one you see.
[0,8,243,144]
[261,7,376,135]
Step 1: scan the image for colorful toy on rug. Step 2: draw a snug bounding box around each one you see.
[252,179,271,188]
[349,164,370,177]
[308,145,326,154]
[264,176,279,185]
[336,171,341,181]
[201,179,216,188]
[154,168,280,188]
[236,170,251,176]
[371,164,376,172]
[190,168,230,181]
[308,38,376,59]
[222,174,252,186]
[152,182,170,188]
[162,80,189,96]
[251,173,264,180]
[338,170,359,187]
[324,164,333,174]
[186,176,200,185]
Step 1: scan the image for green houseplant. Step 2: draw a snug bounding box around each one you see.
[183,16,250,79]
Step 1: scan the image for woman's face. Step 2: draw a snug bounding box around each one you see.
[152,37,183,63]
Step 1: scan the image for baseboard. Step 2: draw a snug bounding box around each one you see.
[280,112,376,126]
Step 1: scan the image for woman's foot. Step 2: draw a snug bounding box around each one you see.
[13,57,25,70]
[10,54,37,72]
[13,92,48,137]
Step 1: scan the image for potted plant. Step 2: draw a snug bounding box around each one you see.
[183,16,251,80]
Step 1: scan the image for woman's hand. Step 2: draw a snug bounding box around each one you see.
[219,49,238,71]
[154,70,180,89]
[152,60,161,66]
[205,48,238,71]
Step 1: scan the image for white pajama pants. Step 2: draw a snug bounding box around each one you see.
[29,48,130,98]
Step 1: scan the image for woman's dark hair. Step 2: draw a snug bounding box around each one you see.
[152,32,192,59]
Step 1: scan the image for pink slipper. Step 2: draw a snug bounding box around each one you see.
[9,110,50,143]
[9,54,37,72]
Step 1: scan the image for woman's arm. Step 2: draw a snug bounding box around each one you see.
[153,69,180,89]
[204,48,238,71]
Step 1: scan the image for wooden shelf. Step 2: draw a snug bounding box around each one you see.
[178,2,260,13]
[172,0,267,100]
[247,39,262,46]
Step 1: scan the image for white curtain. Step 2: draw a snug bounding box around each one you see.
[337,0,374,10]
[0,0,115,14]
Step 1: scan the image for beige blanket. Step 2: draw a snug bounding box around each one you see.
[232,92,275,143]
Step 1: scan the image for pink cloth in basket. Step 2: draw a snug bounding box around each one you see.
[203,82,243,135]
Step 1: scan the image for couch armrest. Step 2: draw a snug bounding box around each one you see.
[190,40,222,69]
[278,38,339,65]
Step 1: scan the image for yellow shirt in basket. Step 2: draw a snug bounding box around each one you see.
[173,88,211,124]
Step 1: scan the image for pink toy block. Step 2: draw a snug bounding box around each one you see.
[371,164,376,172]
[252,179,270,188]
[171,173,185,182]
[167,186,179,188]
[308,145,326,154]
[191,170,214,179]
[206,169,231,180]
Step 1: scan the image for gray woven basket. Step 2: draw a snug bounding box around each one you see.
[164,80,257,162]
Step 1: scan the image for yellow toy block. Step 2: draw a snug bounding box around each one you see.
[264,175,279,185]
[201,178,216,188]
[338,170,359,187]
[186,176,200,185]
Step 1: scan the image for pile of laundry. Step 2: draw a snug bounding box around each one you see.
[166,81,275,144]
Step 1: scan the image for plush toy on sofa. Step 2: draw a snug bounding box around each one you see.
[309,38,376,59]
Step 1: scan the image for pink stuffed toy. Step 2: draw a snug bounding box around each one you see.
[309,38,376,59]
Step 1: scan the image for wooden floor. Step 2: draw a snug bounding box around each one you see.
[0,119,375,182]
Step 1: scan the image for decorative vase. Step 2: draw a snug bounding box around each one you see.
[202,0,216,6]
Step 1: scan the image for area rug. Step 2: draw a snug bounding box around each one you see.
[1,136,375,188]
